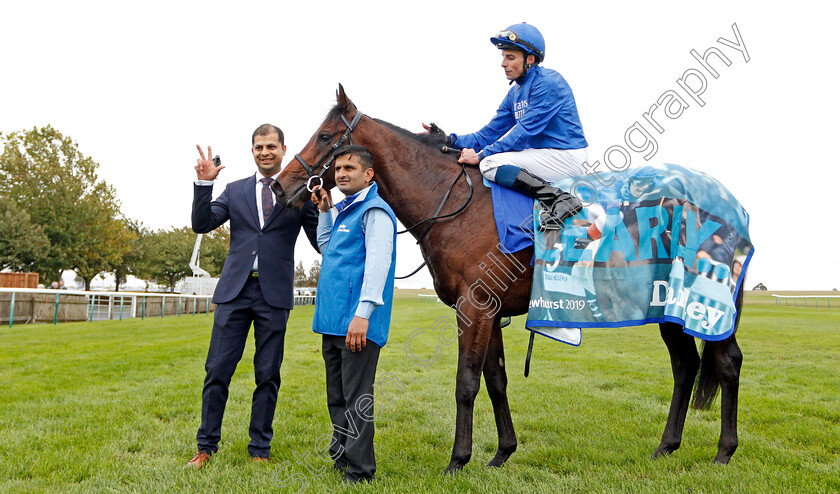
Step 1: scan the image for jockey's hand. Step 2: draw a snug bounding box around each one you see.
[311,186,333,212]
[195,145,225,181]
[458,148,480,166]
[346,316,369,352]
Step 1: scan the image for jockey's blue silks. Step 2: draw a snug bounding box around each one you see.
[451,66,588,159]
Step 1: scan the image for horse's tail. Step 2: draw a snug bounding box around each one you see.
[692,284,744,410]
[692,341,719,410]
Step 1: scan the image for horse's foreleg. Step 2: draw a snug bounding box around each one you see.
[709,336,742,464]
[446,315,493,474]
[482,320,517,467]
[652,323,700,459]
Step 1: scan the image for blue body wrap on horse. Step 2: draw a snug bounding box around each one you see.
[488,164,754,347]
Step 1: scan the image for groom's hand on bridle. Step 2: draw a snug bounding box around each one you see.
[311,186,333,212]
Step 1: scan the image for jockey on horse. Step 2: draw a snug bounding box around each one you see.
[427,22,589,229]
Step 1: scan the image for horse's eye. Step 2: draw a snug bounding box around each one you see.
[317,133,332,143]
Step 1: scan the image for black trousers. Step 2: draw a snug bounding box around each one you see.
[196,277,289,457]
[322,334,381,481]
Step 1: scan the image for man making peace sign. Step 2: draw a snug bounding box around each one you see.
[188,124,319,469]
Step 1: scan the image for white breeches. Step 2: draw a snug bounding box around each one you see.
[479,148,589,183]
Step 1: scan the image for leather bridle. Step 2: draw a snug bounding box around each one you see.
[294,109,474,279]
[295,111,364,193]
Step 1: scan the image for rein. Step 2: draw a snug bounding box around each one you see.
[397,161,473,243]
[394,150,474,279]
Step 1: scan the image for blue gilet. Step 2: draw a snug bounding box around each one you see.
[312,183,397,348]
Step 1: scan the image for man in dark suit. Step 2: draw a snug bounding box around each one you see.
[187,124,318,469]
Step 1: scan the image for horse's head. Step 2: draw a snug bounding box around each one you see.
[273,84,361,210]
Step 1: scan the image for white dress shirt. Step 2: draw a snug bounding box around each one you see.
[195,170,281,271]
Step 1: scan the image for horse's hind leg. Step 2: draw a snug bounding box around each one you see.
[652,322,700,459]
[482,320,517,467]
[706,336,742,464]
[695,286,744,463]
[447,314,494,474]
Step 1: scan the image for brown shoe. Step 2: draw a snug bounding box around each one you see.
[187,451,211,469]
[251,456,269,464]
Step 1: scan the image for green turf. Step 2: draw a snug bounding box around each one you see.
[1,291,838,493]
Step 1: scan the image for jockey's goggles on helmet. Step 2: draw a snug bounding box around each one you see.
[493,29,544,61]
[495,30,518,41]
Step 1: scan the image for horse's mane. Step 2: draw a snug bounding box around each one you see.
[326,104,450,151]
[373,118,448,148]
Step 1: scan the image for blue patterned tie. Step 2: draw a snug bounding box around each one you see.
[261,177,274,223]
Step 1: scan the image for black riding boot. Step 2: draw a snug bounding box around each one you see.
[510,169,582,229]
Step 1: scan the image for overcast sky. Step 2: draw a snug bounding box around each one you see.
[2,1,837,290]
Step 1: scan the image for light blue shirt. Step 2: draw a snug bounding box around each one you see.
[317,185,395,319]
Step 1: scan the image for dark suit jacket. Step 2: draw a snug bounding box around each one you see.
[192,175,318,309]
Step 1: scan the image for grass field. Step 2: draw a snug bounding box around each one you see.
[1,290,838,493]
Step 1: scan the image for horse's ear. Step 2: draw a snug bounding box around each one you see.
[336,83,357,114]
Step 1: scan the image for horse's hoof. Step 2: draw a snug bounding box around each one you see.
[651,444,677,459]
[714,442,736,464]
[446,451,470,474]
[487,446,516,467]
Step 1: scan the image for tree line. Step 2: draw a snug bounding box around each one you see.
[0,125,235,292]
[294,259,321,287]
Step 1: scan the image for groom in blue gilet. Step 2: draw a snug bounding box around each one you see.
[310,145,397,484]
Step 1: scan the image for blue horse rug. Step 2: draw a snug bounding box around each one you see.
[488,163,754,346]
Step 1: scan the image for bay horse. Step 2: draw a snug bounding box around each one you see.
[273,85,744,472]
